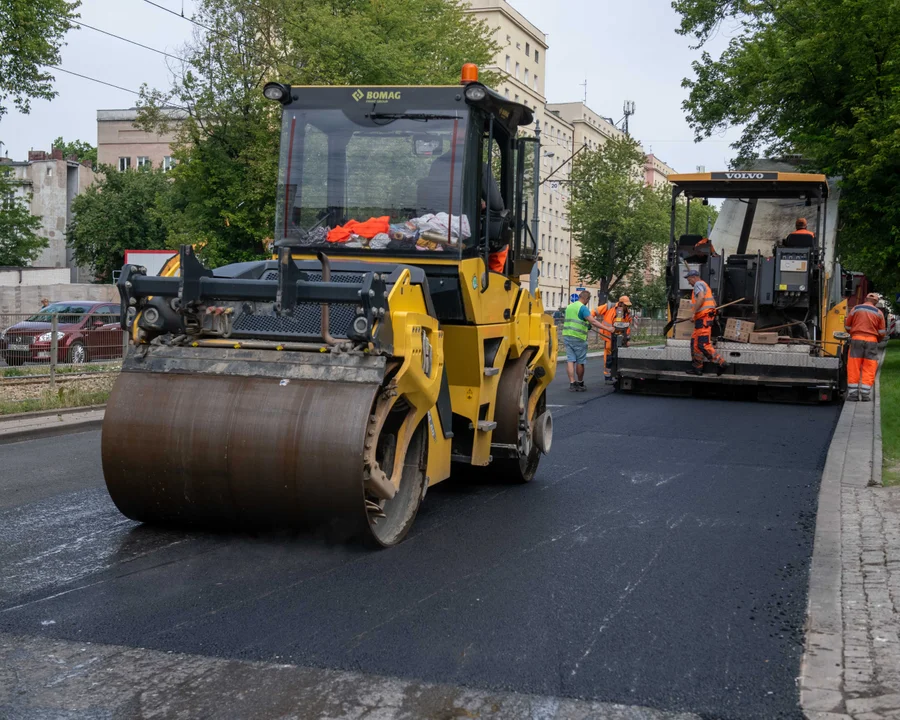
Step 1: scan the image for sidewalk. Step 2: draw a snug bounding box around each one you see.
[801,363,900,719]
[0,406,105,445]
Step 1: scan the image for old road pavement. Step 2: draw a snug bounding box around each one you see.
[0,358,840,719]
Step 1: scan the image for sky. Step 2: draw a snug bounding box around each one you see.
[1,0,740,173]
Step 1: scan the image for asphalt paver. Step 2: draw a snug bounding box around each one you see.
[0,359,840,719]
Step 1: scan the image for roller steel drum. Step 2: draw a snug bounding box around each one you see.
[102,371,380,536]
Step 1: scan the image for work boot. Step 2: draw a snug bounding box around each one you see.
[861,394,872,403]
[716,362,729,377]
[577,381,587,392]
[685,368,703,376]
[569,382,578,392]
[604,374,614,384]
[846,393,859,402]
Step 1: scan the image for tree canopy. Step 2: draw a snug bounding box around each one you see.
[52,136,96,166]
[568,137,671,299]
[138,0,499,267]
[66,168,171,282]
[0,166,47,265]
[0,0,80,120]
[674,0,900,295]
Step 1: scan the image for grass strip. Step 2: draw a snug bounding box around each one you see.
[882,339,900,486]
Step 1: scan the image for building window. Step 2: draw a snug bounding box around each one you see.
[524,69,530,84]
[535,49,540,63]
[541,233,545,249]
[515,62,520,79]
[504,88,510,99]
[162,156,176,172]
[525,42,530,56]
[534,74,538,90]
[514,94,519,102]
[137,156,151,169]
[118,157,131,172]
[505,55,510,72]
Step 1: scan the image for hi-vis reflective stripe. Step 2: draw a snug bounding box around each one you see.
[562,302,589,340]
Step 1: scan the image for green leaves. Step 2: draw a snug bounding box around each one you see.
[0,0,80,119]
[674,0,900,295]
[51,136,96,166]
[0,166,47,265]
[568,137,672,297]
[66,167,172,282]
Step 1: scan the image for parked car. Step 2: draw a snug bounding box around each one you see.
[0,301,123,366]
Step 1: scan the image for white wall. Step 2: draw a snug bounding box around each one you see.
[0,284,117,315]
[0,268,71,287]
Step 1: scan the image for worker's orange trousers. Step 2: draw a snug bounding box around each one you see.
[847,338,879,397]
[691,315,726,369]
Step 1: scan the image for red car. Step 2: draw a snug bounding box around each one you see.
[1,301,124,366]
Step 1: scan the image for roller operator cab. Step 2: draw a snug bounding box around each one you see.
[615,170,851,402]
[101,69,557,547]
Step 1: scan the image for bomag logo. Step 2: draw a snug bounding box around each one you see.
[352,89,402,102]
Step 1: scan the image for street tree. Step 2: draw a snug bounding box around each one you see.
[0,166,46,265]
[673,0,900,296]
[66,167,171,282]
[0,0,80,120]
[568,136,670,299]
[138,0,499,267]
[51,136,97,166]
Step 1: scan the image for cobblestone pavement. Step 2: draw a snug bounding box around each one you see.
[841,487,900,719]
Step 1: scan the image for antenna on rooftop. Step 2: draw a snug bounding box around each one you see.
[622,101,636,136]
[580,78,587,105]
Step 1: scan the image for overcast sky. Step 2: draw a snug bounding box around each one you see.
[1,0,739,173]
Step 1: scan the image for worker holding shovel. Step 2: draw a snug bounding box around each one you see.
[684,270,729,377]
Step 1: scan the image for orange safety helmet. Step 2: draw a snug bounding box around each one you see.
[618,295,632,306]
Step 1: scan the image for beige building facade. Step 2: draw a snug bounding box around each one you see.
[644,153,677,189]
[3,150,96,278]
[97,108,184,172]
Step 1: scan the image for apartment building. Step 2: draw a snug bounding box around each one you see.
[3,150,96,277]
[97,108,185,172]
[644,153,676,188]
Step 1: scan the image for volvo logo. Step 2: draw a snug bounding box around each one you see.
[711,171,777,180]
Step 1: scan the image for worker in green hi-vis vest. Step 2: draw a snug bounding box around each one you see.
[562,290,612,392]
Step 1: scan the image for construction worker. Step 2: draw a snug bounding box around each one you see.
[596,295,633,382]
[684,270,728,376]
[563,290,612,392]
[844,292,886,402]
[793,217,815,237]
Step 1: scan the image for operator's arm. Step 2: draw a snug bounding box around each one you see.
[585,306,612,336]
[877,310,887,339]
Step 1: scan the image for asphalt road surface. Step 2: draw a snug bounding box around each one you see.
[0,358,840,719]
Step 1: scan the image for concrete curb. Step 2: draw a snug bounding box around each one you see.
[800,396,851,717]
[800,348,886,717]
[0,406,105,445]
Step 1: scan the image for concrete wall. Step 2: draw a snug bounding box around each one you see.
[0,268,71,286]
[0,284,117,315]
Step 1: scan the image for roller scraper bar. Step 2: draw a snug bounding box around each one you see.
[117,245,390,347]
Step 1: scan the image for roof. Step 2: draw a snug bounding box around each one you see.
[668,171,829,199]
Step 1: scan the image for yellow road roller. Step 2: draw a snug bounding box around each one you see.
[101,67,557,546]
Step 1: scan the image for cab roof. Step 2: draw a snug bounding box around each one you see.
[668,171,829,199]
[283,83,534,136]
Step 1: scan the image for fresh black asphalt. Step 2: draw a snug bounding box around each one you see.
[0,358,840,719]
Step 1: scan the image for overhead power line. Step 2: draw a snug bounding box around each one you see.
[141,0,216,32]
[77,20,184,61]
[47,65,188,110]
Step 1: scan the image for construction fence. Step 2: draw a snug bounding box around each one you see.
[1,309,125,414]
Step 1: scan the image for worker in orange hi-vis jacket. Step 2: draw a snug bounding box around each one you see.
[793,217,815,237]
[844,292,886,402]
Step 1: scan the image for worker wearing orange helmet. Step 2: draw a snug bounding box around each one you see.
[595,295,633,382]
[684,270,728,376]
[844,292,886,401]
[793,217,815,237]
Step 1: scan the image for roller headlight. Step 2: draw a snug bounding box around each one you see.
[464,85,487,102]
